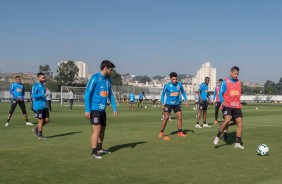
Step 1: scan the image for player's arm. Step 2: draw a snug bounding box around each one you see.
[198,83,204,102]
[108,87,118,117]
[180,84,189,107]
[9,84,14,97]
[219,81,227,105]
[84,76,97,118]
[213,88,216,102]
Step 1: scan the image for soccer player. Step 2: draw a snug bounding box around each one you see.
[151,94,157,107]
[5,76,33,127]
[158,72,188,138]
[84,60,118,159]
[213,79,223,124]
[129,92,135,110]
[68,89,74,110]
[195,77,211,128]
[213,66,244,149]
[137,91,146,108]
[32,73,49,140]
[46,88,52,112]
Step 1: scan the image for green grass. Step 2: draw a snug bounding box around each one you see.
[0,102,282,184]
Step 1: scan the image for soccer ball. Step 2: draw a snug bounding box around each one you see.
[257,144,269,156]
[255,107,258,110]
[144,106,147,109]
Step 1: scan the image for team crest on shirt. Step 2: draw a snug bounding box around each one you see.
[94,118,98,123]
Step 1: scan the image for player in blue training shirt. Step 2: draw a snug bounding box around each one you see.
[84,60,118,159]
[128,92,135,110]
[195,77,212,128]
[5,76,33,127]
[159,72,189,138]
[137,91,146,108]
[31,73,49,140]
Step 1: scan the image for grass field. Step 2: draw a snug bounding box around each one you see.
[1,102,282,184]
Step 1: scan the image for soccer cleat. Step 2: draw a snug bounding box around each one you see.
[214,120,218,124]
[92,153,102,159]
[37,135,47,140]
[213,136,220,145]
[169,118,172,121]
[32,128,38,138]
[203,124,211,128]
[97,149,111,155]
[26,122,34,126]
[5,122,10,127]
[158,132,163,138]
[195,124,202,128]
[234,143,245,149]
[177,132,187,137]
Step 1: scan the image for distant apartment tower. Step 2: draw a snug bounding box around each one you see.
[75,61,88,78]
[192,62,216,91]
[58,61,88,78]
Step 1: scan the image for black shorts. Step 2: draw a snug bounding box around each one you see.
[9,99,27,114]
[35,108,49,119]
[130,101,135,104]
[199,100,208,111]
[90,110,107,126]
[223,107,243,119]
[163,104,182,113]
[139,99,143,102]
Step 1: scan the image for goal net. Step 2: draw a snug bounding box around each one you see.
[60,86,86,106]
[60,86,119,107]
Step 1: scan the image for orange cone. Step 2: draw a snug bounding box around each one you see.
[163,136,170,141]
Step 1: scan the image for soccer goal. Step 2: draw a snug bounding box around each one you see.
[60,86,119,107]
[60,86,86,106]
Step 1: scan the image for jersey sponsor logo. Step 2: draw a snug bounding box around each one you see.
[16,88,22,92]
[170,92,179,96]
[230,90,240,95]
[100,91,108,97]
[99,104,105,109]
[230,102,239,107]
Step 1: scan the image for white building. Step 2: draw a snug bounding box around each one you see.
[75,61,88,78]
[192,62,216,91]
[58,61,88,78]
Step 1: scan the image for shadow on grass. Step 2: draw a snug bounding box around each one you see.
[214,132,237,148]
[169,129,195,135]
[108,142,147,153]
[47,131,82,139]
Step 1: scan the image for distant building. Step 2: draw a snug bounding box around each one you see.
[75,61,88,78]
[192,62,216,91]
[4,72,35,84]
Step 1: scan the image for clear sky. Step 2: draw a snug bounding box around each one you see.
[0,0,281,84]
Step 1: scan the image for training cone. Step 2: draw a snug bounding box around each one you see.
[163,136,170,141]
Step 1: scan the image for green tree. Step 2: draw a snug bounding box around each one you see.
[56,61,79,86]
[110,69,122,86]
[264,80,277,94]
[153,75,165,80]
[39,64,52,78]
[276,77,282,94]
[134,75,152,84]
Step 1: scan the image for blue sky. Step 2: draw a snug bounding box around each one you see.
[0,0,281,84]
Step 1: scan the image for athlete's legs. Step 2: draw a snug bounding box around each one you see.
[175,111,182,130]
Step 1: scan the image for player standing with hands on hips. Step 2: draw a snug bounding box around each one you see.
[84,60,118,159]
